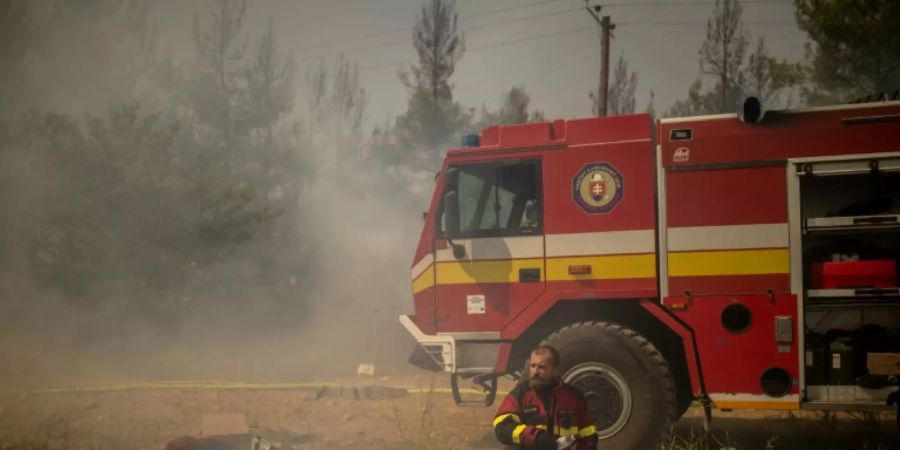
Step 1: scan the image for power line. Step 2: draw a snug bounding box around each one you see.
[464,0,564,19]
[470,24,594,52]
[468,5,583,33]
[617,21,797,26]
[286,0,563,55]
[354,17,804,74]
[600,0,792,5]
[357,25,594,73]
[287,0,795,61]
[292,4,585,64]
[293,0,801,69]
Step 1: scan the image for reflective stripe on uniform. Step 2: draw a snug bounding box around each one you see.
[511,425,528,444]
[578,425,597,437]
[493,413,521,428]
[556,426,579,437]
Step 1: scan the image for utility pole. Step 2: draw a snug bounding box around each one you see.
[585,2,614,117]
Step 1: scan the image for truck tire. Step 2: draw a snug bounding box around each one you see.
[542,321,676,450]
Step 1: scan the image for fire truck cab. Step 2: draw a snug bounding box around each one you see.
[401,99,900,450]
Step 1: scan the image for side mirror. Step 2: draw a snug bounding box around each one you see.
[445,167,459,189]
[444,190,460,234]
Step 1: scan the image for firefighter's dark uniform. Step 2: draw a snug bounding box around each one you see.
[493,378,598,449]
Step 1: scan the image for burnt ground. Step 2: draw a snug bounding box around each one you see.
[0,374,896,450]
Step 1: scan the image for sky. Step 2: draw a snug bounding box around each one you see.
[159,0,809,133]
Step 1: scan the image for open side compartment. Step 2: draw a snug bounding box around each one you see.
[797,156,900,408]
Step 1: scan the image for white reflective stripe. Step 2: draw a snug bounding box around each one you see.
[668,223,788,252]
[434,235,544,262]
[708,393,800,402]
[437,331,501,340]
[657,144,670,297]
[799,157,900,175]
[411,254,434,279]
[790,150,900,164]
[660,113,737,124]
[778,100,900,114]
[568,137,652,148]
[545,229,655,257]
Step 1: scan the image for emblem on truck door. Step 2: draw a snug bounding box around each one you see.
[573,163,623,214]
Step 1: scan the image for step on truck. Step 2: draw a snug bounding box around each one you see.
[400,98,900,450]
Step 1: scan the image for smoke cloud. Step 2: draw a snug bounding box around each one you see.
[0,0,432,388]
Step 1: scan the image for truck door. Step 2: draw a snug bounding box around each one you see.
[434,158,546,332]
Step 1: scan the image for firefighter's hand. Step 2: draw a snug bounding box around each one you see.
[556,435,577,449]
[533,430,557,450]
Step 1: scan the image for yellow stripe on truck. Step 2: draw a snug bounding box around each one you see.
[412,267,434,294]
[418,249,785,293]
[430,254,657,287]
[435,258,545,285]
[546,254,656,280]
[668,248,789,277]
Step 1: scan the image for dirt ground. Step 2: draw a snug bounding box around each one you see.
[0,373,897,450]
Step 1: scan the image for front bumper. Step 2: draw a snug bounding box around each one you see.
[399,315,456,372]
[399,315,506,375]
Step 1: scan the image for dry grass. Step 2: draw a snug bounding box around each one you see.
[665,409,896,450]
[1,382,895,450]
[0,395,173,450]
[662,428,779,450]
[414,374,439,449]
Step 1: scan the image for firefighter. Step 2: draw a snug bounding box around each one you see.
[493,345,598,449]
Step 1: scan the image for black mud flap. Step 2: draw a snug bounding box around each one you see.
[451,372,499,407]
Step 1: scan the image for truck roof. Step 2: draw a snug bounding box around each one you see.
[447,100,900,167]
[446,113,653,157]
[658,100,900,169]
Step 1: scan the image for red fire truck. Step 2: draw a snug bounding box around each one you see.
[400,98,900,449]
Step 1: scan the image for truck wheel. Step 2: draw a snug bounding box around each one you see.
[542,321,676,450]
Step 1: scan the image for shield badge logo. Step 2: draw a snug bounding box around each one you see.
[572,163,623,214]
[589,173,606,200]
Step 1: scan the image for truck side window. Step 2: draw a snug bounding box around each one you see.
[457,164,497,231]
[440,160,541,237]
